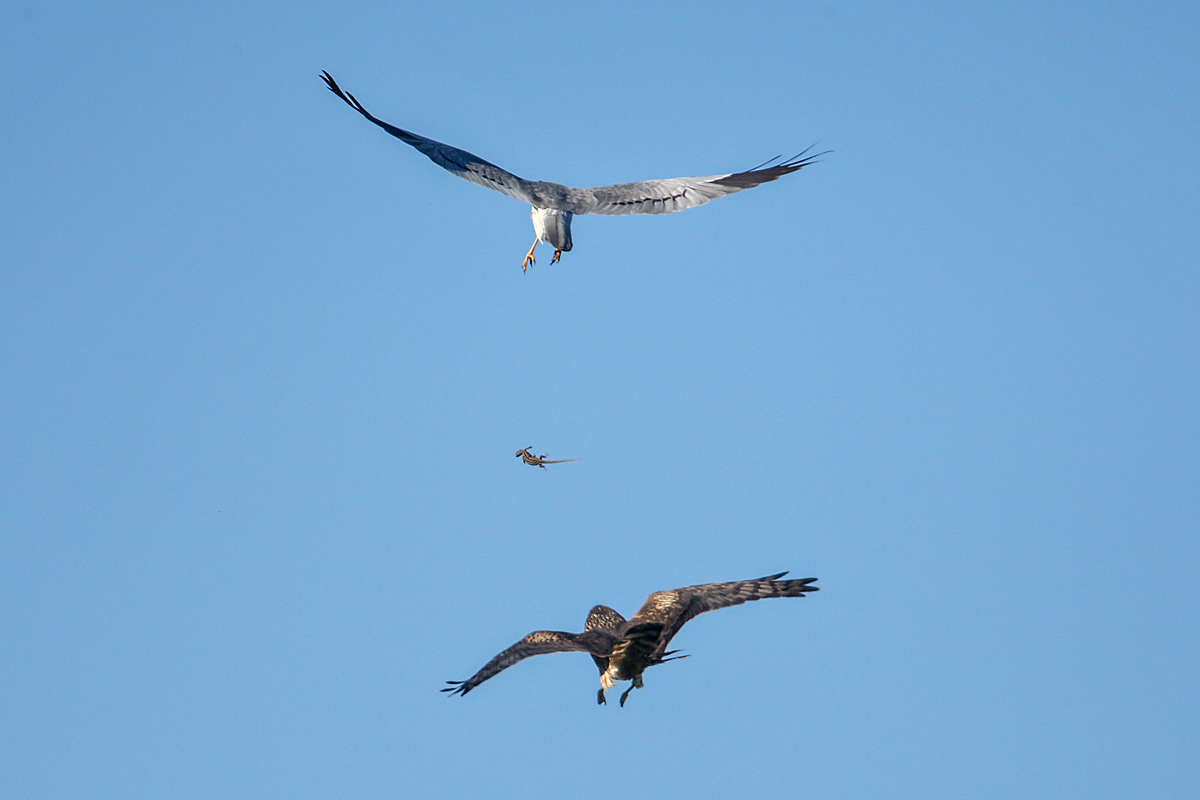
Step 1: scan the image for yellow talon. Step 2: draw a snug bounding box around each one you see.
[523,239,539,272]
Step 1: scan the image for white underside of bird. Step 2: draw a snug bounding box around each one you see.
[526,207,574,270]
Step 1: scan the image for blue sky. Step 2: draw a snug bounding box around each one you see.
[2,1,1197,798]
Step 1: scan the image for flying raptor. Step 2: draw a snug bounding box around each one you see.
[443,572,818,706]
[321,72,827,271]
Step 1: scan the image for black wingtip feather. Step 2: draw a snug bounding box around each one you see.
[746,153,785,172]
[714,143,831,189]
[780,142,833,171]
[320,71,371,118]
[320,71,342,98]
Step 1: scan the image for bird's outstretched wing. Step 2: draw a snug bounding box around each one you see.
[442,630,613,696]
[321,71,537,204]
[626,572,819,658]
[568,149,828,216]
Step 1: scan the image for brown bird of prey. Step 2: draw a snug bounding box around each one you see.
[321,71,827,272]
[515,447,580,469]
[442,572,818,706]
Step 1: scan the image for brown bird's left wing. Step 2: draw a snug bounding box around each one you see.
[442,630,612,696]
[626,572,819,659]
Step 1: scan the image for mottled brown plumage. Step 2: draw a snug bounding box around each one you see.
[442,572,818,706]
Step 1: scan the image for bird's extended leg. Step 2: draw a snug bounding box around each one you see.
[619,675,643,707]
[523,239,539,272]
[551,249,563,264]
[597,688,607,705]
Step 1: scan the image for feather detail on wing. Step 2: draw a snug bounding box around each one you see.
[585,605,627,633]
[609,621,667,670]
[569,148,829,216]
[627,572,819,659]
[321,71,536,204]
[442,630,614,696]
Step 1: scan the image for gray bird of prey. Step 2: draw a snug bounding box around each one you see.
[442,572,818,706]
[321,72,827,271]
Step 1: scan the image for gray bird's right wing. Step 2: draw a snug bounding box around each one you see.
[322,71,537,204]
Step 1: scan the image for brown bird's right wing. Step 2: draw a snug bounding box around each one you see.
[442,630,613,696]
[626,572,819,659]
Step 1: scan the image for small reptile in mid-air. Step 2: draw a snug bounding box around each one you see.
[320,71,827,271]
[515,448,579,469]
[443,572,819,706]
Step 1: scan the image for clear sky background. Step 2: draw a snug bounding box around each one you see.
[2,1,1197,798]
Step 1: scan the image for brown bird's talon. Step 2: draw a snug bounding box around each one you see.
[597,689,607,705]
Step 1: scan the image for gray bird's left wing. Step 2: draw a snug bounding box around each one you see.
[565,149,827,216]
[321,71,537,204]
[626,572,819,659]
